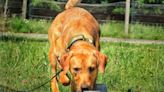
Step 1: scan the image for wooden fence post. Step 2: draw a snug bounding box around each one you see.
[22,0,27,19]
[125,0,130,35]
[3,0,8,31]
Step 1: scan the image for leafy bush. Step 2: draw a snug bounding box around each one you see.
[112,7,125,14]
[81,0,163,4]
[31,0,62,11]
[9,17,31,33]
[9,17,51,34]
[136,0,164,4]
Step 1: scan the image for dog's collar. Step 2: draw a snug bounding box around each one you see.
[66,35,95,50]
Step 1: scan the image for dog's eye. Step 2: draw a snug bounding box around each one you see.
[74,67,80,72]
[88,67,95,73]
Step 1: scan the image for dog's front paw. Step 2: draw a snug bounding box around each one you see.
[59,71,70,86]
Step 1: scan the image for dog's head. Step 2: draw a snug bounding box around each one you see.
[60,49,107,92]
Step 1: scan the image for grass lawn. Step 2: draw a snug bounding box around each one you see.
[0,37,164,92]
[101,21,164,40]
[1,17,164,40]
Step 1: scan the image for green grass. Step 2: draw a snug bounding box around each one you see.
[0,39,51,92]
[0,37,164,92]
[99,42,164,92]
[3,17,164,40]
[8,17,51,34]
[101,21,164,40]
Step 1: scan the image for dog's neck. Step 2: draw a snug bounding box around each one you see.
[66,35,96,51]
[69,41,97,52]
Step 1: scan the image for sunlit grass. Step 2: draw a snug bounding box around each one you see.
[100,21,164,40]
[98,42,164,92]
[3,17,164,40]
[0,37,164,92]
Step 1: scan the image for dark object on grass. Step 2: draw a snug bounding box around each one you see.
[84,84,107,92]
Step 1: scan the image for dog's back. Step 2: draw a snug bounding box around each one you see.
[57,7,99,32]
[49,4,100,48]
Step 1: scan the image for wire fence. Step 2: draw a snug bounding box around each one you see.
[0,0,164,31]
[0,0,164,23]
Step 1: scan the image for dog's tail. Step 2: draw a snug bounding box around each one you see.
[65,0,81,9]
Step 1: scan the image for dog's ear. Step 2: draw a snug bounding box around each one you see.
[60,53,72,73]
[95,51,108,73]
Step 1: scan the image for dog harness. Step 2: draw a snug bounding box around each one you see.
[66,35,95,50]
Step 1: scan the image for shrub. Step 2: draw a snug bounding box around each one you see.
[31,0,62,11]
[9,17,31,33]
[9,17,51,34]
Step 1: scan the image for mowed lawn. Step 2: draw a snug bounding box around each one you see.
[0,38,164,92]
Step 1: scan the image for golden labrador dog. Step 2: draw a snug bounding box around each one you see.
[48,0,107,92]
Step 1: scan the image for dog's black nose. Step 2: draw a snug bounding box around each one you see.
[81,84,89,91]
